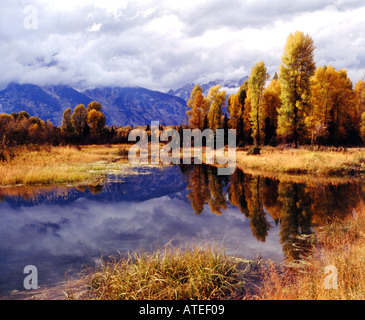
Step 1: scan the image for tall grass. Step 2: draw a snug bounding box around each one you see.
[74,244,242,300]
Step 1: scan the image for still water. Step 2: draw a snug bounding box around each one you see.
[0,165,363,296]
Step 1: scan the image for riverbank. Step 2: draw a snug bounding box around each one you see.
[1,144,364,187]
[0,144,140,186]
[234,146,365,177]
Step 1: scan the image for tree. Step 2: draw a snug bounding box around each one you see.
[277,31,316,148]
[262,78,281,145]
[87,109,106,136]
[228,82,248,146]
[186,85,209,130]
[71,104,87,137]
[86,101,102,113]
[207,85,226,131]
[248,61,269,146]
[61,108,74,136]
[309,66,357,145]
[354,80,365,144]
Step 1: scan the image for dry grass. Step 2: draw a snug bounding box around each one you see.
[235,146,365,176]
[0,144,131,186]
[69,244,244,300]
[251,202,365,300]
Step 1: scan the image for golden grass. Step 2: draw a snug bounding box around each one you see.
[69,244,243,300]
[251,202,365,300]
[235,146,365,176]
[0,144,131,186]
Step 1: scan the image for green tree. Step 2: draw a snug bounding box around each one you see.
[277,31,316,148]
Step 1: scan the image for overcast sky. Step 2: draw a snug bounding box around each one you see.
[0,0,364,92]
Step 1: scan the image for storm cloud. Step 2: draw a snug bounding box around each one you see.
[0,0,364,92]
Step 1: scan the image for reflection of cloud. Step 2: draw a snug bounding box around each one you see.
[0,193,283,293]
[1,1,364,91]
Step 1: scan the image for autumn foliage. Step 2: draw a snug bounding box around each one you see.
[186,31,365,147]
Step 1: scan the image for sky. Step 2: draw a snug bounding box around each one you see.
[0,0,364,92]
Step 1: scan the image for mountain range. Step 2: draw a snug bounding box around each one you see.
[0,78,246,127]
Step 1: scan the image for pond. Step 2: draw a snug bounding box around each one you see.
[0,164,363,296]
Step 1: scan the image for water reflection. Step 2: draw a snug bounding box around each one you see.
[0,165,363,296]
[180,165,364,261]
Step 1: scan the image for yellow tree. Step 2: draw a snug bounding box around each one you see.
[248,61,269,146]
[61,108,74,135]
[262,77,281,145]
[207,85,226,131]
[87,109,106,136]
[354,80,365,143]
[71,104,87,136]
[186,85,209,130]
[278,31,316,148]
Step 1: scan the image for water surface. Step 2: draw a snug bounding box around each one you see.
[0,165,363,296]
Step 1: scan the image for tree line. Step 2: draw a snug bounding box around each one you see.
[186,31,365,147]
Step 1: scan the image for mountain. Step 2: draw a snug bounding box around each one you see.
[167,77,248,101]
[0,83,188,126]
[85,87,188,126]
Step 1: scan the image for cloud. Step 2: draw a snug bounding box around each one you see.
[0,0,364,92]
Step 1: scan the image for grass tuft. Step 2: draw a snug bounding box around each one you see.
[73,243,242,300]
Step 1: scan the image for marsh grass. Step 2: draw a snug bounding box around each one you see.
[235,146,365,176]
[251,202,365,300]
[0,144,126,186]
[73,244,244,300]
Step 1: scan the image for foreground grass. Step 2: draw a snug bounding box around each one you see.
[65,203,365,301]
[0,144,131,186]
[68,244,244,300]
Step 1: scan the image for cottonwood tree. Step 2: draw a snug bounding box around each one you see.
[207,85,226,131]
[186,85,209,130]
[248,61,269,146]
[87,109,106,136]
[71,104,87,136]
[277,31,316,148]
[262,77,281,145]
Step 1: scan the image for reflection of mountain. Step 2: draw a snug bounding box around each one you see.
[0,166,186,208]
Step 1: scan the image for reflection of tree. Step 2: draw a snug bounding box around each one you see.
[246,176,271,242]
[310,183,361,225]
[278,182,313,261]
[180,164,364,261]
[185,166,211,214]
[207,174,227,215]
[228,169,249,216]
[89,184,103,194]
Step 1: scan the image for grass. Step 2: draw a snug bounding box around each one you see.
[0,144,134,186]
[64,202,365,301]
[235,146,365,177]
[67,243,245,300]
